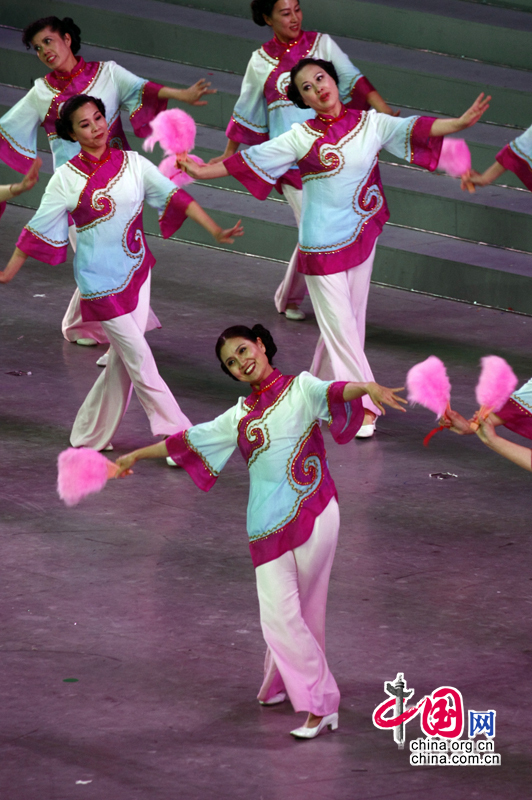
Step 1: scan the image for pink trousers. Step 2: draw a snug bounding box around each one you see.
[274,184,307,313]
[255,498,340,717]
[306,240,379,416]
[61,226,161,343]
[70,272,191,449]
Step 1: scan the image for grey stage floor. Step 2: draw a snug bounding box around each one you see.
[1,203,531,799]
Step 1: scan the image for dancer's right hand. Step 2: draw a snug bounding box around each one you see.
[115,453,137,477]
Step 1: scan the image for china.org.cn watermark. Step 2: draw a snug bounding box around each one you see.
[372,673,501,766]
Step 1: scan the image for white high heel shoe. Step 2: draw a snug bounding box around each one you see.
[259,692,287,706]
[290,712,338,739]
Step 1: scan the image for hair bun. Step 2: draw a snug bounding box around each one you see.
[62,16,82,53]
[252,323,277,360]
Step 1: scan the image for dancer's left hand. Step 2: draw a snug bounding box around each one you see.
[458,93,491,129]
[182,79,217,106]
[214,220,244,244]
[439,408,474,434]
[366,383,407,414]
[115,453,137,477]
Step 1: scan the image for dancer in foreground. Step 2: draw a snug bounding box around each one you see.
[212,0,397,321]
[180,58,490,437]
[0,95,242,451]
[115,323,406,737]
[461,122,531,192]
[0,15,215,348]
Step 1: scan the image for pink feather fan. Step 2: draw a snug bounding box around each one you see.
[406,356,451,419]
[57,447,118,507]
[143,108,205,187]
[475,355,518,414]
[437,138,471,178]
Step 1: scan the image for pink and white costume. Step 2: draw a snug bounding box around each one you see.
[496,123,532,192]
[165,368,364,714]
[226,31,375,312]
[16,148,192,449]
[497,377,532,440]
[225,107,442,413]
[0,56,167,342]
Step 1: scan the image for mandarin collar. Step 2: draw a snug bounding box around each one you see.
[51,56,86,80]
[316,104,348,126]
[250,368,282,396]
[80,146,112,163]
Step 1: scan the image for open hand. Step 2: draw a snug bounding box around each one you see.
[366,383,407,414]
[214,219,244,244]
[459,93,491,129]
[182,78,216,106]
[12,157,42,196]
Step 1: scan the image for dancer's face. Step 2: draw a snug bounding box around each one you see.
[295,64,341,116]
[69,102,108,154]
[264,0,303,43]
[31,27,75,72]
[220,337,274,386]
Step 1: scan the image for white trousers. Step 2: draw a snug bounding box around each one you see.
[70,271,191,450]
[306,240,379,416]
[255,498,340,717]
[61,226,161,343]
[274,184,307,312]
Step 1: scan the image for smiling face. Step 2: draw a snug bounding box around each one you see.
[295,63,342,116]
[264,0,303,43]
[220,337,274,386]
[68,102,108,154]
[31,26,77,73]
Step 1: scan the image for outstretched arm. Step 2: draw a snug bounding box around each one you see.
[115,441,169,477]
[0,247,28,284]
[476,418,532,471]
[430,93,491,136]
[0,156,42,203]
[158,80,216,107]
[185,200,243,243]
[343,381,407,413]
[178,156,229,181]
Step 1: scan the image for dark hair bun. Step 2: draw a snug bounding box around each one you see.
[251,324,277,362]
[250,0,278,26]
[62,17,82,54]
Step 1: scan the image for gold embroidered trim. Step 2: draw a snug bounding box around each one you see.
[511,394,532,413]
[511,140,532,170]
[232,111,269,132]
[24,225,68,247]
[249,420,324,543]
[0,124,35,155]
[243,151,277,183]
[75,151,128,232]
[184,429,219,477]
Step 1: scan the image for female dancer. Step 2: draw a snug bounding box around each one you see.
[0,157,41,217]
[114,323,406,737]
[0,15,214,347]
[211,0,396,321]
[461,123,531,192]
[179,58,490,435]
[0,95,242,452]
